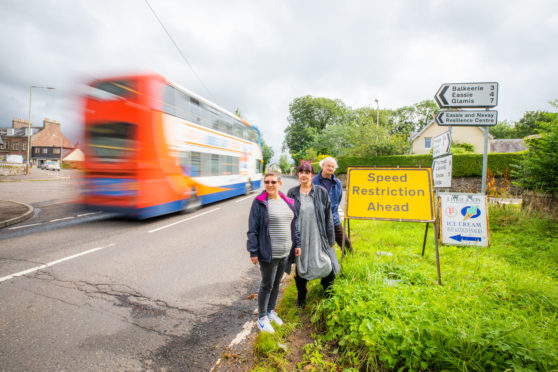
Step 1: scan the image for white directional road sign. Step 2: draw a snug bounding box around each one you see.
[435,82,498,108]
[435,110,498,126]
[432,131,451,158]
[432,154,452,188]
[439,192,489,247]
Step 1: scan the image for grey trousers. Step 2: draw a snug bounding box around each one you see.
[258,257,288,319]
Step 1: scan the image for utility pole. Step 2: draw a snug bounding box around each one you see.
[27,85,55,173]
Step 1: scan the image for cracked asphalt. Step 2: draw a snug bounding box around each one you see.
[0,171,298,371]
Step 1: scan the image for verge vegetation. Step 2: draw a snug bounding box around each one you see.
[252,205,558,371]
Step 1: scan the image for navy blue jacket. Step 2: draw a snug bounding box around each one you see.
[312,170,343,226]
[247,191,301,263]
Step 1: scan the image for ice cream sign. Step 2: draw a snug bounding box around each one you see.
[439,192,489,246]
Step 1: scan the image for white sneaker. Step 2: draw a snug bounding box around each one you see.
[256,316,275,333]
[268,310,284,326]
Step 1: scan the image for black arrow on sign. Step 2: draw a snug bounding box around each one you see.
[435,112,445,125]
[435,85,449,107]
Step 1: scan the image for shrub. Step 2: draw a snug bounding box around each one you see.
[512,122,558,193]
[333,153,524,178]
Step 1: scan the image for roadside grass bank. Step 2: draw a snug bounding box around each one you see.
[252,205,558,371]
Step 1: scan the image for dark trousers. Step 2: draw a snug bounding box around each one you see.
[258,257,288,319]
[294,269,335,306]
[334,224,352,252]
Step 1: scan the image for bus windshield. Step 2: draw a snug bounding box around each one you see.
[88,80,137,101]
[86,122,136,163]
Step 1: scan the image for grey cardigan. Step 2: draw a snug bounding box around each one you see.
[287,184,340,275]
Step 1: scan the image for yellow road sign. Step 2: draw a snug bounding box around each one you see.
[345,167,434,222]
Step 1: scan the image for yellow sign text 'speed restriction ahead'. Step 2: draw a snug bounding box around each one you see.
[345,167,434,222]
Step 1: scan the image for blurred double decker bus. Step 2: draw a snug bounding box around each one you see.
[81,73,263,219]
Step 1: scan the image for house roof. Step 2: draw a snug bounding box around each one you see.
[490,139,527,153]
[0,127,41,137]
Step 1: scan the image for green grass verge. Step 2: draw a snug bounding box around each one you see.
[308,205,558,371]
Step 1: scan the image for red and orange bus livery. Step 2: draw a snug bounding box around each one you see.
[81,73,263,219]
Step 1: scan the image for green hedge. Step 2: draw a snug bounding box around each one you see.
[318,153,525,178]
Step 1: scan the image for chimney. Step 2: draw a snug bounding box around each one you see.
[12,118,30,129]
[43,118,61,130]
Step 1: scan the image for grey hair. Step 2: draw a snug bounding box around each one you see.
[319,157,338,169]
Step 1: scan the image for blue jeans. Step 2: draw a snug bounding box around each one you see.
[258,257,288,319]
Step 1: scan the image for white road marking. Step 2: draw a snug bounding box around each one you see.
[49,216,75,222]
[235,195,255,203]
[0,243,116,283]
[229,320,256,346]
[77,212,99,217]
[211,310,259,372]
[8,223,43,230]
[147,208,220,233]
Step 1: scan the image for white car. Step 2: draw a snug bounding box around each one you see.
[45,161,60,171]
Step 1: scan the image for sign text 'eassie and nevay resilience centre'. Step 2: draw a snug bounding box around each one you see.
[345,167,434,222]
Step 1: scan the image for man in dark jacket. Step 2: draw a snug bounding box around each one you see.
[312,157,352,253]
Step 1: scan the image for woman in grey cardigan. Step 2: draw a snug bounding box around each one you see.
[287,161,339,308]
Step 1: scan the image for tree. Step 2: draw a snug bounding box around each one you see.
[283,96,350,162]
[261,138,274,172]
[279,155,292,174]
[514,110,558,138]
[489,120,516,139]
[513,121,558,193]
[388,100,439,137]
[513,99,558,193]
[343,125,409,157]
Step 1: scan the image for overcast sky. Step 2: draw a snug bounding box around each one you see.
[1,0,557,159]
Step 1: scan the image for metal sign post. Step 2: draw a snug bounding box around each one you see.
[434,81,499,196]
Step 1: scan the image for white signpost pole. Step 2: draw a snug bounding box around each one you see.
[433,81,498,248]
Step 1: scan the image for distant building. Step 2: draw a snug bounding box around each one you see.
[266,162,281,173]
[410,120,493,154]
[490,139,528,153]
[0,118,74,165]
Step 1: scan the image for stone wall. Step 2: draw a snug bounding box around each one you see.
[522,191,558,219]
[0,163,26,176]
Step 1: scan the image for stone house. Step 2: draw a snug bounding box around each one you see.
[410,120,493,154]
[0,118,74,165]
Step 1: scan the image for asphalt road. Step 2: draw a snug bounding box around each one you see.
[0,170,299,371]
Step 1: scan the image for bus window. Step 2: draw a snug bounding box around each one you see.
[221,155,233,175]
[179,151,191,176]
[207,107,220,130]
[90,80,137,100]
[191,152,201,176]
[86,122,136,162]
[175,90,193,122]
[232,156,240,174]
[211,154,219,176]
[190,97,201,123]
[234,123,244,138]
[163,85,176,116]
